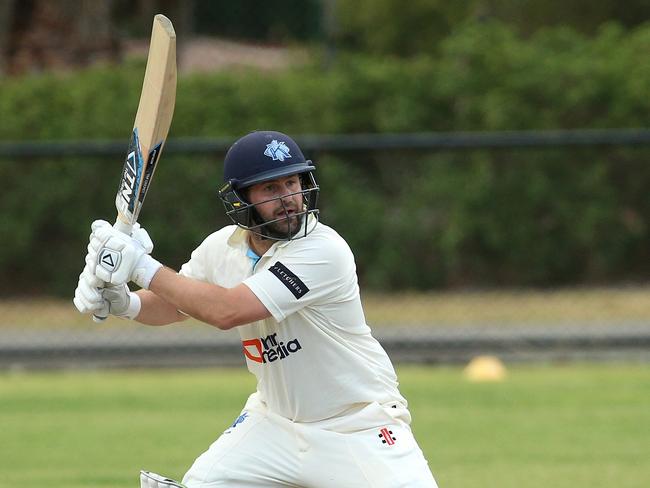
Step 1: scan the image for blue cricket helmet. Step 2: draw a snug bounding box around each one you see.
[218,131,320,240]
[223,130,315,189]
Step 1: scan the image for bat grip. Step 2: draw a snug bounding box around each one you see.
[92,218,134,322]
[93,310,107,323]
[114,219,134,235]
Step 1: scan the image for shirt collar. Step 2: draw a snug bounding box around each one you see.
[226,225,249,249]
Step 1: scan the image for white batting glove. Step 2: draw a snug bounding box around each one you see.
[89,221,162,289]
[73,265,105,314]
[73,220,111,315]
[102,284,142,319]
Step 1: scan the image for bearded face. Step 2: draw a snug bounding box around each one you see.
[246,175,305,239]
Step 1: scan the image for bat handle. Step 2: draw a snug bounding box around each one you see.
[113,218,133,235]
[92,218,134,322]
[93,309,108,323]
[93,278,112,322]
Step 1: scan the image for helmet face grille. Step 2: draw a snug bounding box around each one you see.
[219,172,320,241]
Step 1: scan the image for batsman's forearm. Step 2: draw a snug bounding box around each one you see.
[147,267,240,330]
[135,288,188,325]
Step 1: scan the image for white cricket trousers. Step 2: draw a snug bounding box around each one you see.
[182,393,439,487]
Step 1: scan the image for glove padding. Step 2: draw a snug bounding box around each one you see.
[74,279,140,319]
[88,220,162,289]
[73,265,105,313]
[103,283,142,318]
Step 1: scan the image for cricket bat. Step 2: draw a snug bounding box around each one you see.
[93,14,176,322]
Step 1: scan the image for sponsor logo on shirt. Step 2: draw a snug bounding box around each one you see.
[269,261,309,299]
[242,332,302,364]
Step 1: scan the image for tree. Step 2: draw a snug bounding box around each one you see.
[0,0,195,76]
[0,0,119,75]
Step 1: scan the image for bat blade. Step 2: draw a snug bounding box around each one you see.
[94,14,176,322]
[115,13,176,232]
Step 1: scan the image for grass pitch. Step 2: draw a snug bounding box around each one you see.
[1,364,648,488]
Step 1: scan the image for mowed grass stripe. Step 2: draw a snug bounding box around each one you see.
[1,364,649,488]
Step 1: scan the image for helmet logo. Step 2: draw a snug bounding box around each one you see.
[264,140,292,162]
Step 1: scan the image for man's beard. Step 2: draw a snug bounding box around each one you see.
[263,212,304,239]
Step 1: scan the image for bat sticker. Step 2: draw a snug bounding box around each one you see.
[138,141,163,205]
[117,128,144,219]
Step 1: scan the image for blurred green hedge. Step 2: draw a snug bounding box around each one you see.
[2,21,650,295]
[335,0,650,56]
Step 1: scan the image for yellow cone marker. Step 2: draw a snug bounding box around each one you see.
[463,355,507,382]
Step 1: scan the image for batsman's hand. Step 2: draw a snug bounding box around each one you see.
[73,264,105,314]
[102,283,142,319]
[88,220,162,289]
[74,279,141,320]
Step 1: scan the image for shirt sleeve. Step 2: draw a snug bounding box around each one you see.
[179,239,210,282]
[243,236,357,322]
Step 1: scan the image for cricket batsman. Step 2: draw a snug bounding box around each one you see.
[74,131,439,487]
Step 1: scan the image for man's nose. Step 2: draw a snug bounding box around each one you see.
[279,185,295,200]
[279,193,294,207]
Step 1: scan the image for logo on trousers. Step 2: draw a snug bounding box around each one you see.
[225,411,249,434]
[242,332,302,364]
[378,427,397,446]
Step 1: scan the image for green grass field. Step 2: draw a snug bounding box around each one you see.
[1,364,649,488]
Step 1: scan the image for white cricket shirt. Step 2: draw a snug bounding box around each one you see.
[180,219,407,422]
